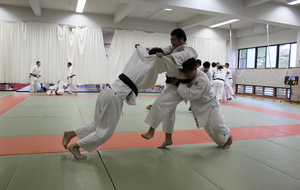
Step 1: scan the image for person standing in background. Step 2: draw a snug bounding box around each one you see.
[29,61,41,93]
[67,62,78,94]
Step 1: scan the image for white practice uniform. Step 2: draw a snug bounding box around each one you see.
[224,68,235,99]
[46,81,67,95]
[211,67,217,80]
[67,66,78,93]
[199,67,213,85]
[144,44,198,134]
[46,84,58,95]
[30,65,41,93]
[74,46,182,152]
[177,69,231,146]
[57,81,68,95]
[213,69,226,101]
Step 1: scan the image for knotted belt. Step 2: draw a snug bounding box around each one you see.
[118,73,138,96]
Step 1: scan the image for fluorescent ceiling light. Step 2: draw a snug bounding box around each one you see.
[287,0,300,5]
[209,19,240,28]
[76,0,87,13]
[147,8,172,20]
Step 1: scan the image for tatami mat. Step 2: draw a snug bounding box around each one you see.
[0,91,300,190]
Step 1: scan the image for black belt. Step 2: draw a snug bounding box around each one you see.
[228,78,232,79]
[70,75,76,78]
[32,74,38,78]
[214,78,224,81]
[165,76,191,84]
[119,73,138,96]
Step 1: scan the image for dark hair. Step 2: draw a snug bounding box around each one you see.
[218,65,224,70]
[36,61,40,64]
[68,62,72,66]
[212,62,216,67]
[180,58,197,73]
[42,87,47,91]
[171,28,187,42]
[225,63,229,67]
[148,48,164,55]
[196,59,202,66]
[203,61,210,68]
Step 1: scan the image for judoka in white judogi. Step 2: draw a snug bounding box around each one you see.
[62,46,182,159]
[67,62,78,94]
[224,63,236,100]
[213,66,226,102]
[143,43,198,138]
[176,61,232,148]
[29,61,41,93]
[44,80,68,95]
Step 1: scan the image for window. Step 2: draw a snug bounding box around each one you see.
[264,87,274,96]
[276,88,288,98]
[278,44,290,68]
[266,46,277,68]
[256,47,266,68]
[247,48,255,68]
[254,86,263,95]
[236,85,244,93]
[245,86,253,94]
[290,43,297,67]
[238,42,297,68]
[238,49,246,68]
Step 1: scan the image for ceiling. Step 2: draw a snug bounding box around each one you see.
[0,0,300,32]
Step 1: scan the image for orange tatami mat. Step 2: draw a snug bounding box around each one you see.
[0,94,30,115]
[223,102,300,120]
[1,124,300,156]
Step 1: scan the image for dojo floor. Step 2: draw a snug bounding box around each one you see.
[1,91,300,190]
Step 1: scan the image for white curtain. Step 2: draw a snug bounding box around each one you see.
[0,22,228,86]
[0,21,106,85]
[191,37,227,64]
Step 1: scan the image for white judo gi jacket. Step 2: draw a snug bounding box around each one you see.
[177,69,215,128]
[110,46,182,104]
[176,69,231,146]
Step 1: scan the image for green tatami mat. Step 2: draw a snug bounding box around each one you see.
[3,152,115,190]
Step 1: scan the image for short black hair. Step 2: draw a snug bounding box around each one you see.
[42,87,47,91]
[218,65,224,70]
[68,62,72,66]
[36,61,40,64]
[225,63,229,67]
[171,28,187,42]
[203,61,210,68]
[148,47,164,55]
[196,59,202,66]
[180,58,197,73]
[212,62,216,67]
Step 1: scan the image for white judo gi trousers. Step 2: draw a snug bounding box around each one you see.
[30,76,39,93]
[213,80,224,101]
[144,84,183,134]
[225,79,234,99]
[203,100,231,146]
[75,87,123,152]
[68,76,78,93]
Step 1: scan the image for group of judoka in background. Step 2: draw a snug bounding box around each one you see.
[62,28,233,159]
[29,62,78,95]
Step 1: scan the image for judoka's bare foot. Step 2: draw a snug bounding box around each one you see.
[221,135,233,149]
[62,131,76,150]
[157,133,173,149]
[233,94,237,99]
[157,140,173,149]
[141,127,155,139]
[146,105,152,110]
[67,143,86,159]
